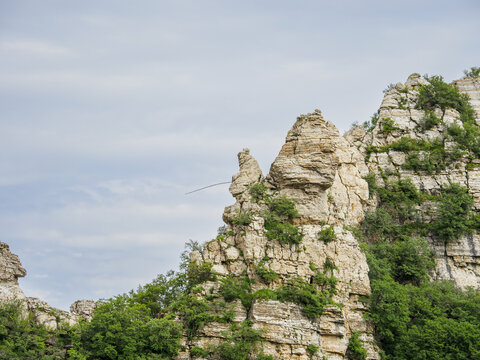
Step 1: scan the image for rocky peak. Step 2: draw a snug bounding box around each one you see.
[268,110,369,225]
[346,73,480,290]
[229,148,263,201]
[179,110,379,360]
[0,242,27,302]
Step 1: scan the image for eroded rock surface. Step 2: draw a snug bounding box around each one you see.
[180,111,379,360]
[0,242,26,302]
[0,242,95,329]
[346,73,480,289]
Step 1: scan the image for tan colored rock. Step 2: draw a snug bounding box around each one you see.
[229,148,263,200]
[0,242,26,302]
[70,299,96,322]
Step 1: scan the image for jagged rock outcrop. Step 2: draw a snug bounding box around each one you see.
[0,243,27,302]
[179,111,379,360]
[346,73,480,289]
[3,71,480,359]
[0,242,95,329]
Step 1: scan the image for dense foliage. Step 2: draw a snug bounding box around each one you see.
[357,173,480,360]
[0,302,72,359]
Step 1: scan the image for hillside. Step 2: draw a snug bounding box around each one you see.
[1,69,480,359]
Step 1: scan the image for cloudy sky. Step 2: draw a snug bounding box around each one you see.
[1,0,479,310]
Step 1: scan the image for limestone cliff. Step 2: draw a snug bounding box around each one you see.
[346,73,480,289]
[177,111,379,360]
[2,71,480,359]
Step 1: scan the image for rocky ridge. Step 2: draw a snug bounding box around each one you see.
[346,73,480,289]
[177,111,378,359]
[0,242,95,330]
[1,72,480,359]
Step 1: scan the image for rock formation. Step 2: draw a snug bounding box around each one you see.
[0,242,27,302]
[346,73,480,289]
[1,71,480,359]
[0,242,95,330]
[178,111,379,359]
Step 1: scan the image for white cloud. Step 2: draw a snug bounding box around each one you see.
[1,40,71,58]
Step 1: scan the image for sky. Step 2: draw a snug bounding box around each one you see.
[1,0,479,310]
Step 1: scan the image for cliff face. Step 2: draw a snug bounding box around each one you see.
[346,73,480,289]
[2,72,480,359]
[178,111,379,359]
[176,73,480,359]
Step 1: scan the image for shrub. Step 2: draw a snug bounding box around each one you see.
[249,183,269,202]
[0,301,70,359]
[266,195,298,219]
[346,332,367,360]
[231,210,253,226]
[255,262,279,284]
[382,117,398,133]
[318,226,335,244]
[264,221,304,245]
[219,276,253,310]
[209,320,269,360]
[262,195,303,245]
[73,296,183,358]
[418,109,441,130]
[430,183,475,241]
[276,277,336,319]
[253,289,278,301]
[416,75,468,115]
[362,111,379,132]
[187,261,217,288]
[307,344,319,355]
[464,66,480,78]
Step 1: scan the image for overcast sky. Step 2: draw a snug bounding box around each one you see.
[1,0,479,310]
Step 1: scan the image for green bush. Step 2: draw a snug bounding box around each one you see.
[219,276,253,310]
[264,220,303,245]
[318,226,335,244]
[430,184,475,242]
[209,320,270,360]
[262,195,303,245]
[362,110,379,132]
[249,183,269,202]
[231,210,254,226]
[255,262,279,284]
[0,301,71,359]
[187,261,217,288]
[307,344,319,355]
[253,289,278,301]
[190,346,210,358]
[266,195,298,219]
[346,332,367,360]
[382,117,398,133]
[276,277,336,319]
[129,270,186,317]
[418,109,442,130]
[464,66,480,78]
[72,296,183,359]
[416,75,469,115]
[365,237,434,285]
